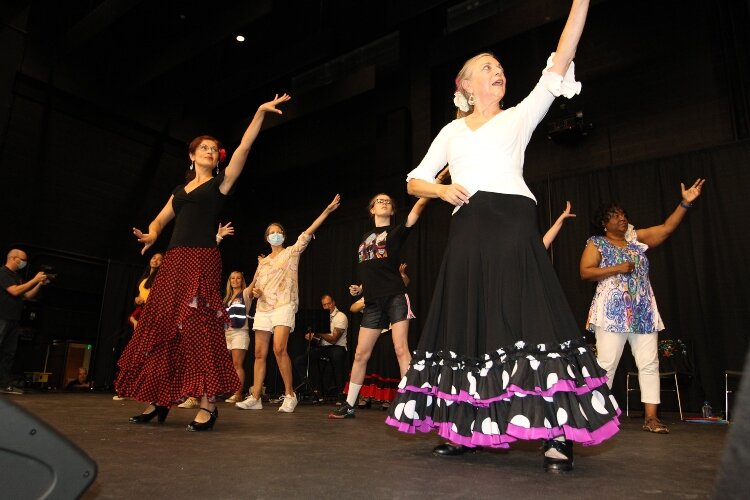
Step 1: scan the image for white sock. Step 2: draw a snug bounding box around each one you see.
[346,383,362,407]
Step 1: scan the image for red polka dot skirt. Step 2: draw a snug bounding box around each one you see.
[115,246,240,406]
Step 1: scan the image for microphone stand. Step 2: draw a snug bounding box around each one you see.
[293,327,317,404]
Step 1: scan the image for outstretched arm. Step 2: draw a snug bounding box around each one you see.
[303,194,341,236]
[133,196,176,255]
[405,166,450,227]
[543,201,576,249]
[548,0,590,77]
[637,178,706,249]
[220,93,292,194]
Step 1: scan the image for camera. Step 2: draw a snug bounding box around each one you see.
[39,265,57,281]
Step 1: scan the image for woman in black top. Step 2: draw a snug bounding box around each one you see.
[116,94,290,431]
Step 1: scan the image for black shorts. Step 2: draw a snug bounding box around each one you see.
[360,293,414,330]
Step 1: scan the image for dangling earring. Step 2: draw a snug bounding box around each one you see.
[190,160,195,171]
[215,164,219,175]
[500,100,504,109]
[468,94,476,106]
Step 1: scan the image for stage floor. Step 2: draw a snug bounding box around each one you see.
[6,392,729,499]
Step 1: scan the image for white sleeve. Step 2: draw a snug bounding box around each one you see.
[406,123,453,183]
[514,52,583,149]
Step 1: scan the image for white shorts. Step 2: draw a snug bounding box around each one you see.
[225,327,250,350]
[252,303,296,333]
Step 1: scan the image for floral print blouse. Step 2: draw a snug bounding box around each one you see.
[253,233,312,313]
[585,226,664,334]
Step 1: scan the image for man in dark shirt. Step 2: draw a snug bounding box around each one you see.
[0,249,47,394]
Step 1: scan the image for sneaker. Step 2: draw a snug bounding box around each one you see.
[328,403,355,419]
[177,397,199,409]
[112,395,125,401]
[278,393,298,413]
[235,395,263,410]
[225,394,241,404]
[1,385,24,395]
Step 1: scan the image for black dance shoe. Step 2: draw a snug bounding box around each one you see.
[432,442,475,457]
[543,439,574,472]
[186,407,218,432]
[129,404,170,424]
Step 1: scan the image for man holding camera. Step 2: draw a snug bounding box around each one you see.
[0,249,48,394]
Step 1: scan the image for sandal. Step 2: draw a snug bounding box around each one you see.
[642,417,669,434]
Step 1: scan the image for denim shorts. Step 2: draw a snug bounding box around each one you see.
[360,293,414,330]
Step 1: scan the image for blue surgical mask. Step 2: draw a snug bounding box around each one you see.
[267,233,285,246]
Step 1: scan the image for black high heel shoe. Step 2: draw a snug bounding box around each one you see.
[433,442,476,456]
[129,404,170,424]
[543,439,574,472]
[186,407,218,432]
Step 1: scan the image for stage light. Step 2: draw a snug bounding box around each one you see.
[236,35,245,42]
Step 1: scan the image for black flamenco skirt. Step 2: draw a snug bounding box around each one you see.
[115,247,240,406]
[385,192,620,448]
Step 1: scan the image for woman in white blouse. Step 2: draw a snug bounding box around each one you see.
[385,0,619,473]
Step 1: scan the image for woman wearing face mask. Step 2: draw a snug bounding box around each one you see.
[116,94,291,431]
[236,194,341,414]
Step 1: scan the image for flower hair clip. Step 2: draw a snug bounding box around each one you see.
[453,91,470,112]
[219,148,227,163]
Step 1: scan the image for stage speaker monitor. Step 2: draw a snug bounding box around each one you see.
[0,398,97,499]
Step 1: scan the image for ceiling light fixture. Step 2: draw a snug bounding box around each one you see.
[235,35,245,42]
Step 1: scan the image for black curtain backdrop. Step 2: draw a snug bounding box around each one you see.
[91,259,145,390]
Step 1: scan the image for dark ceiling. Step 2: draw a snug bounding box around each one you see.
[9,0,576,134]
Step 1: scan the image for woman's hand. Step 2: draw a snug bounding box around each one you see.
[135,296,145,306]
[217,222,234,239]
[251,287,262,299]
[616,261,635,274]
[681,178,706,205]
[438,183,471,207]
[325,194,341,213]
[349,284,362,296]
[259,93,291,115]
[133,227,156,254]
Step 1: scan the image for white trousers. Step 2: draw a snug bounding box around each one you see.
[595,326,661,404]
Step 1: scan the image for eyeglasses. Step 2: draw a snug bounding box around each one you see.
[197,144,219,153]
[374,199,392,206]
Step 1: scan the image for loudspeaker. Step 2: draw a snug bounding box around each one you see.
[0,399,97,499]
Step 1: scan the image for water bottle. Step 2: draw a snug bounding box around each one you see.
[702,401,712,418]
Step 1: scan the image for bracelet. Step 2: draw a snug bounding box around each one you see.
[215,234,223,243]
[680,201,692,209]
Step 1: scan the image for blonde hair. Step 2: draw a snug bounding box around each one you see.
[454,52,496,119]
[223,271,246,305]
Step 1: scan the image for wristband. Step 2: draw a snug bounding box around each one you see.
[215,234,223,244]
[679,201,692,209]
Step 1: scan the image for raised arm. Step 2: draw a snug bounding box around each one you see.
[635,178,705,249]
[548,0,590,77]
[542,201,576,249]
[303,194,341,236]
[220,93,291,194]
[133,196,176,255]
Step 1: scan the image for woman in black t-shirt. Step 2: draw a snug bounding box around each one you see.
[330,168,448,419]
[116,94,290,432]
